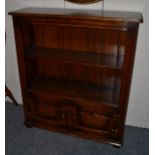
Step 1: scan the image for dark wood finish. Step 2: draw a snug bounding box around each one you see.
[25,47,124,69]
[9,8,142,23]
[27,77,119,105]
[9,8,142,147]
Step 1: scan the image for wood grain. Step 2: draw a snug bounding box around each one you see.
[10,7,142,147]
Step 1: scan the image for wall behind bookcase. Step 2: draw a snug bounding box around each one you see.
[5,0,148,128]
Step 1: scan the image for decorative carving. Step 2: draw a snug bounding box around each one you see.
[114,114,120,121]
[61,100,80,129]
[66,0,102,4]
[112,129,118,137]
[111,113,120,138]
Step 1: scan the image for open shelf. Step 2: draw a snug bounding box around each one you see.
[27,77,119,106]
[24,46,124,69]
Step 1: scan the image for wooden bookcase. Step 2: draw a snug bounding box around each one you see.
[9,8,142,147]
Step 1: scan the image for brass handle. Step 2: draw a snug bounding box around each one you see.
[62,113,65,118]
[73,115,77,120]
[92,112,99,117]
[80,112,84,116]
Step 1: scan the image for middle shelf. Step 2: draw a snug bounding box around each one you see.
[24,46,124,69]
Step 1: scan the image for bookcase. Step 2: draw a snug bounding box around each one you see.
[9,8,142,147]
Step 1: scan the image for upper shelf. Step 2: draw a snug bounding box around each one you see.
[9,7,143,23]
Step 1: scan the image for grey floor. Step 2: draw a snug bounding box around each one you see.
[6,102,149,155]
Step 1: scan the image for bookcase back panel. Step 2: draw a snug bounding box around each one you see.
[22,24,120,54]
[61,27,119,54]
[26,59,121,89]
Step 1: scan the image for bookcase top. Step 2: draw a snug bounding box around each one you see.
[9,7,143,23]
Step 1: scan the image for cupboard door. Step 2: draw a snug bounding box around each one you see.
[26,92,64,127]
[26,91,118,137]
[77,101,116,137]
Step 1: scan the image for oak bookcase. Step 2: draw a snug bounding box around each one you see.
[9,8,142,147]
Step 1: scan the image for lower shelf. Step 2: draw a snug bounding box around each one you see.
[27,77,119,106]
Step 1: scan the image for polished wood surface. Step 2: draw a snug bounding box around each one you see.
[9,8,142,147]
[27,77,119,105]
[25,47,124,69]
[9,7,142,23]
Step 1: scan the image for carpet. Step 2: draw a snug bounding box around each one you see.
[6,102,149,155]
